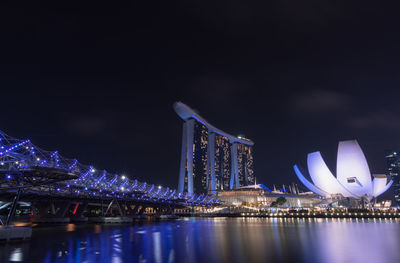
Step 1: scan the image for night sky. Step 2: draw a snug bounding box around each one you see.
[1,1,400,195]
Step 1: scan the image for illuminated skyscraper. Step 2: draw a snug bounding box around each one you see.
[237,143,255,186]
[174,102,255,195]
[192,121,208,194]
[214,134,231,190]
[385,151,400,207]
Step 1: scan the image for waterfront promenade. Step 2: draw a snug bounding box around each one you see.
[177,209,400,219]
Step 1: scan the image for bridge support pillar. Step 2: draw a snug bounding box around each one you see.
[115,199,125,216]
[5,189,22,225]
[55,201,71,218]
[50,202,56,215]
[104,199,125,216]
[73,202,88,218]
[105,200,113,216]
[32,201,71,224]
[103,199,125,216]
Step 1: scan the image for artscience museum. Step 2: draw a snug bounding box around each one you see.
[294,140,393,202]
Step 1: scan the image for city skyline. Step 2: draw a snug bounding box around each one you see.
[0,89,399,195]
[2,1,400,196]
[1,1,400,262]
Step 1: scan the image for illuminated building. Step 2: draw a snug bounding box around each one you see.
[214,134,231,190]
[174,102,255,195]
[192,121,208,194]
[385,151,400,207]
[237,143,254,186]
[294,140,393,200]
[217,184,320,208]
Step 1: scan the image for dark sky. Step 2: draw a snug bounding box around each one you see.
[1,1,400,195]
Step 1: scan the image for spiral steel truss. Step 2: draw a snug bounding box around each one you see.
[0,130,218,207]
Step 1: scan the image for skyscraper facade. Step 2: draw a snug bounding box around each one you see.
[174,102,255,195]
[192,121,208,194]
[385,151,400,207]
[214,134,231,190]
[237,143,255,186]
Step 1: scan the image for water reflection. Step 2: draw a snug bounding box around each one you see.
[0,218,400,262]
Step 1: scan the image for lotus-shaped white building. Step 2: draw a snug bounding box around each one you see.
[294,140,393,200]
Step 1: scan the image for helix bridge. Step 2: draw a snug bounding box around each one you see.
[0,130,219,222]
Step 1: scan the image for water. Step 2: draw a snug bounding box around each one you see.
[1,217,399,263]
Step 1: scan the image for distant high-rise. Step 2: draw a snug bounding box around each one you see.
[385,151,400,207]
[174,102,255,195]
[192,121,208,194]
[237,143,255,186]
[215,134,231,190]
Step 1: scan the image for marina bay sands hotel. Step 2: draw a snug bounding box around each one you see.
[174,102,255,195]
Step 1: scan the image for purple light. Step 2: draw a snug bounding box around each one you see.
[0,132,185,205]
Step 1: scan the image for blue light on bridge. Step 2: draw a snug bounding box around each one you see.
[0,129,220,207]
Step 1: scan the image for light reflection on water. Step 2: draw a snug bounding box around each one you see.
[0,218,399,263]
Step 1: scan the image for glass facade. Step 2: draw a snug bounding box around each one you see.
[215,134,231,190]
[386,151,400,207]
[237,143,255,186]
[192,121,208,194]
[188,119,255,194]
